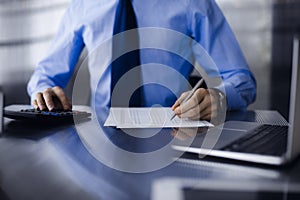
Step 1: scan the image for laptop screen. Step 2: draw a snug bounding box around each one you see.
[0,91,3,133]
[287,36,300,160]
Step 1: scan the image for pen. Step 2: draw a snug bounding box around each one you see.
[170,78,204,120]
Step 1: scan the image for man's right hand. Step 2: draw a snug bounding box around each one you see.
[33,86,72,111]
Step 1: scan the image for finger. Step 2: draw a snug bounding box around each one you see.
[199,95,213,115]
[180,105,201,119]
[43,88,56,111]
[182,92,213,120]
[52,86,72,110]
[172,91,189,111]
[175,88,207,115]
[201,112,212,121]
[36,92,47,111]
[32,99,38,109]
[174,94,198,116]
[198,97,219,120]
[194,98,217,120]
[190,109,208,120]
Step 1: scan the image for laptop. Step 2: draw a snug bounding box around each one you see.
[152,178,300,200]
[173,36,300,166]
[0,91,3,133]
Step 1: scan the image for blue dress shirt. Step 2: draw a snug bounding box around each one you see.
[27,0,256,110]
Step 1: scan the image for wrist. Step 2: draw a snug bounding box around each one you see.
[209,88,227,112]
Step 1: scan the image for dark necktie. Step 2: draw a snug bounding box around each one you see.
[111,0,142,107]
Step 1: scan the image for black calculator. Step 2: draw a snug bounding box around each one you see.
[4,105,91,122]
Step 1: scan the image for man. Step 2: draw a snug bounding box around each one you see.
[27,0,256,120]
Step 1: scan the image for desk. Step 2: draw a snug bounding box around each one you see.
[0,109,299,200]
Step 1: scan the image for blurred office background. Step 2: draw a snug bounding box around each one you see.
[0,0,299,119]
[0,0,70,105]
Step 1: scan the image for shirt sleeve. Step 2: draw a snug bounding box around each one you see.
[189,0,256,110]
[27,0,85,104]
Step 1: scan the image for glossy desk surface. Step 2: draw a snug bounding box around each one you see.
[0,108,300,200]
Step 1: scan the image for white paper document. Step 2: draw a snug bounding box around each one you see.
[104,107,213,128]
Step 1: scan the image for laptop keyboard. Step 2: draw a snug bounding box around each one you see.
[222,124,288,156]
